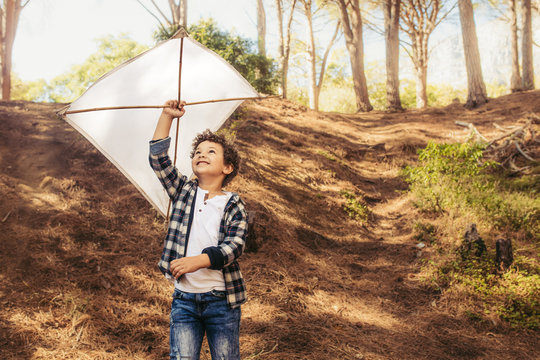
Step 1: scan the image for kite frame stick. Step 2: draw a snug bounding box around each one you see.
[60,96,271,115]
[166,37,185,220]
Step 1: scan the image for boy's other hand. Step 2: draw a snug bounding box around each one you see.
[162,100,186,119]
[170,254,211,279]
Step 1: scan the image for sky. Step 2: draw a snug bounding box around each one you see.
[14,0,260,81]
[13,1,539,87]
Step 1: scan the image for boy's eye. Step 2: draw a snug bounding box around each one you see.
[209,150,215,153]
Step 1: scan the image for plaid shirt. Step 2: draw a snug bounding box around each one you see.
[149,137,248,309]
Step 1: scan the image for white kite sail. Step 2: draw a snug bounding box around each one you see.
[60,31,259,216]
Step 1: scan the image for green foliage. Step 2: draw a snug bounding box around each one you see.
[155,20,279,95]
[366,62,387,111]
[399,79,417,109]
[486,82,509,98]
[317,150,337,162]
[319,83,356,113]
[403,142,539,235]
[288,84,310,109]
[406,141,540,328]
[400,80,467,109]
[11,74,48,102]
[47,34,148,103]
[423,253,539,329]
[318,60,476,112]
[413,222,438,245]
[340,190,369,222]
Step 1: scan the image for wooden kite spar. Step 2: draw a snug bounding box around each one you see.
[58,28,261,217]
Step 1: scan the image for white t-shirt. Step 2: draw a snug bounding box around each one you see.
[175,187,230,293]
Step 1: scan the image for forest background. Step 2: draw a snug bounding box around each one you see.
[0,0,538,357]
[7,0,540,112]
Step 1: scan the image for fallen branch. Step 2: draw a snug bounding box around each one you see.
[455,121,488,142]
[458,113,539,175]
[514,141,536,161]
[1,211,11,223]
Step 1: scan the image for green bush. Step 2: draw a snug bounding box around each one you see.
[340,190,369,222]
[405,141,540,328]
[403,142,539,235]
[11,74,48,102]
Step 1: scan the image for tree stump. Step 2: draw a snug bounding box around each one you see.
[496,238,513,270]
[459,223,487,260]
[245,210,261,253]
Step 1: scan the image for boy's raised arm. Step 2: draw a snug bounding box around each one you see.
[152,100,186,140]
[149,100,188,201]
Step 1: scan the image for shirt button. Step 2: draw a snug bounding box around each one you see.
[204,202,207,205]
[199,209,202,212]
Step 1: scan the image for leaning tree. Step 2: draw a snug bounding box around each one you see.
[332,0,372,112]
[275,0,297,99]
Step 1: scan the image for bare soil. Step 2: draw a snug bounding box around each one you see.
[0,91,539,359]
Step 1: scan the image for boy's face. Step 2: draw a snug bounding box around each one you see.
[191,141,233,181]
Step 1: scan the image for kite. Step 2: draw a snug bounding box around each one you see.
[58,29,260,217]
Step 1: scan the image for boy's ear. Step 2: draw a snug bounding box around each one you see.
[223,163,234,175]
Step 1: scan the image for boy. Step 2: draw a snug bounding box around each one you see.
[149,100,248,360]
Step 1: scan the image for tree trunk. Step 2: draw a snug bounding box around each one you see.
[496,238,513,271]
[509,0,522,92]
[276,0,296,99]
[303,0,318,110]
[410,32,429,109]
[335,0,372,112]
[521,0,534,90]
[315,20,340,109]
[302,0,340,111]
[180,0,187,27]
[257,0,266,56]
[383,0,402,111]
[415,64,427,108]
[1,0,24,101]
[400,0,448,109]
[458,0,487,108]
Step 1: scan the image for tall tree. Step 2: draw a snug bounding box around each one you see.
[458,0,488,108]
[383,0,402,111]
[275,0,297,99]
[300,0,340,110]
[1,0,29,100]
[509,0,522,92]
[521,0,534,90]
[136,0,188,34]
[400,0,453,108]
[333,0,372,112]
[257,0,267,56]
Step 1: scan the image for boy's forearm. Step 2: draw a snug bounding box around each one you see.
[152,113,174,140]
[170,254,211,278]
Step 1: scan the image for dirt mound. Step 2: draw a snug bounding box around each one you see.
[1,93,539,359]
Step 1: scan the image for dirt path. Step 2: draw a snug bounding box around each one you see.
[0,94,538,359]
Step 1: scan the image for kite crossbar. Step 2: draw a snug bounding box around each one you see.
[61,96,271,115]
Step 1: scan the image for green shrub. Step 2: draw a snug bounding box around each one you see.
[403,142,538,236]
[405,141,540,328]
[340,190,369,222]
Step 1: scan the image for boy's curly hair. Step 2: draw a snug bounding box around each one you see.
[190,129,240,187]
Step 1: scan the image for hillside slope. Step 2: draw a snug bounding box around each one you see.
[0,92,539,359]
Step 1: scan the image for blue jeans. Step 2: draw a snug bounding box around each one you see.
[169,289,241,360]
